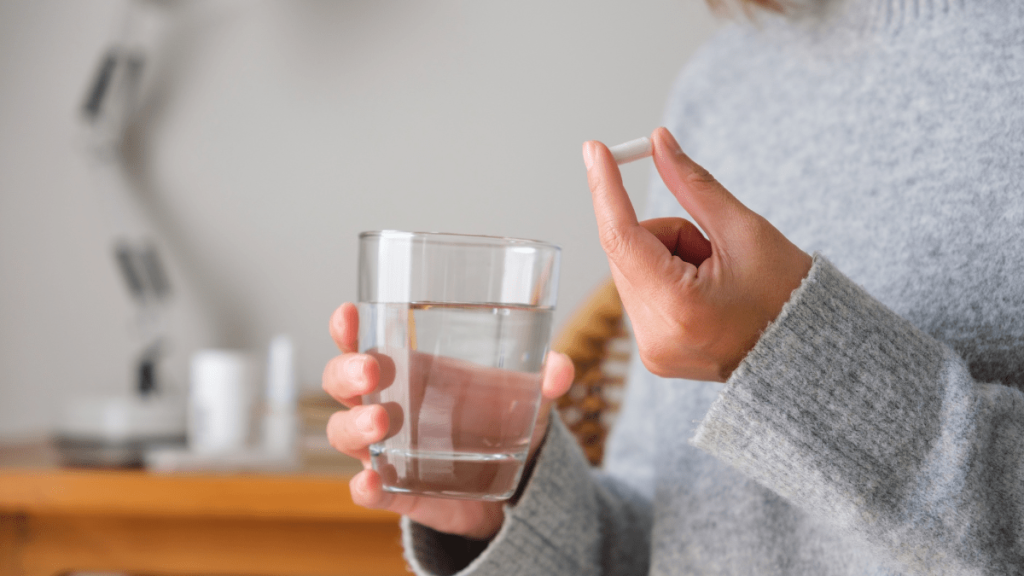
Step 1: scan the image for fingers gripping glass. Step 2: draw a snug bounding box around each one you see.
[358,231,560,500]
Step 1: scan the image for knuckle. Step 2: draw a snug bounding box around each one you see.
[349,476,372,507]
[323,355,360,399]
[684,164,720,192]
[326,409,365,455]
[325,411,347,452]
[321,357,340,393]
[731,212,772,248]
[599,224,629,257]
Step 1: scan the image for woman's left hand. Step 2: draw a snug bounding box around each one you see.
[583,127,812,382]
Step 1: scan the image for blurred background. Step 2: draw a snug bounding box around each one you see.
[0,0,718,440]
[0,1,720,573]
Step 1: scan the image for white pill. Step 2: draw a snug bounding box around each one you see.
[609,137,653,165]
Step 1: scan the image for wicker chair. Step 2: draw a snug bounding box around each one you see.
[551,279,631,466]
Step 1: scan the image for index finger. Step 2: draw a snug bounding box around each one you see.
[585,141,679,282]
[330,303,359,354]
[583,140,641,256]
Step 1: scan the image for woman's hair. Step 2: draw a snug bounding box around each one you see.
[707,0,785,15]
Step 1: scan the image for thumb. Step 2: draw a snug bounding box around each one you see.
[651,127,752,246]
[540,351,574,400]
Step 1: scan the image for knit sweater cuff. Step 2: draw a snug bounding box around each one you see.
[402,414,598,575]
[692,254,950,523]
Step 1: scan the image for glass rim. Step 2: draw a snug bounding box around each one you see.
[359,230,561,251]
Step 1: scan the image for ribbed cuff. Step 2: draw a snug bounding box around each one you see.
[692,254,952,526]
[402,415,599,575]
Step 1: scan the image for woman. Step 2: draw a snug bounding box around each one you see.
[323,0,1024,573]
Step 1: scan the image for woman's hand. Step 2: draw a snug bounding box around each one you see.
[583,127,812,382]
[322,303,574,540]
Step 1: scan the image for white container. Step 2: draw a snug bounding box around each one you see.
[261,334,298,456]
[188,350,254,454]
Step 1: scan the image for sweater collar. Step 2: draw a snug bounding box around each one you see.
[773,0,967,36]
[862,0,966,29]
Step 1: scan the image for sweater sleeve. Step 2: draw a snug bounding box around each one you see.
[693,254,1024,574]
[401,404,654,576]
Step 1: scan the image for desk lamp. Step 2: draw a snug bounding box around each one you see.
[56,0,186,467]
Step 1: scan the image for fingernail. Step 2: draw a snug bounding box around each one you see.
[345,357,365,382]
[582,142,595,169]
[358,408,375,433]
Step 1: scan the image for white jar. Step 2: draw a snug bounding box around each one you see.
[188,350,253,454]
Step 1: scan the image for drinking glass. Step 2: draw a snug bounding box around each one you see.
[358,231,560,500]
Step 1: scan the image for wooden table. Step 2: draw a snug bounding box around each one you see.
[0,459,407,576]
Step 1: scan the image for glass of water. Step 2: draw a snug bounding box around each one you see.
[357,230,560,500]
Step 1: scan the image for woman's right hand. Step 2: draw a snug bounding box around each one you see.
[322,302,574,540]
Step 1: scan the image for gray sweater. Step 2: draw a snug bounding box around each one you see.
[401,0,1024,574]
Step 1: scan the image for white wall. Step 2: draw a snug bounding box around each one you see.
[0,0,718,438]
